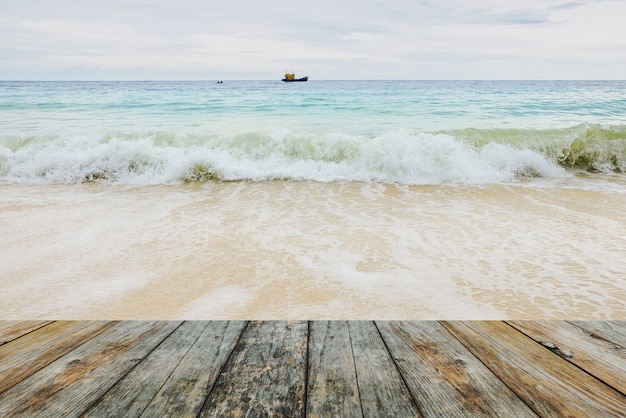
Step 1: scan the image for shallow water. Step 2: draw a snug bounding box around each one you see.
[2,80,625,319]
[2,175,625,319]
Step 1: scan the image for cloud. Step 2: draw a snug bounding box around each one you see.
[0,0,624,79]
[482,8,551,25]
[548,1,585,12]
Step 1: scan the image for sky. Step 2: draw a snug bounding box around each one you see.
[1,0,625,80]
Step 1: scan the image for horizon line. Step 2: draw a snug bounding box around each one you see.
[1,78,625,82]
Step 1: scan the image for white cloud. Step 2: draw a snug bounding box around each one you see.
[0,0,624,79]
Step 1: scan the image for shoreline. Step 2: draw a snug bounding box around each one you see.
[2,180,625,320]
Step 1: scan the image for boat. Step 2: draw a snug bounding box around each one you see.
[282,73,308,82]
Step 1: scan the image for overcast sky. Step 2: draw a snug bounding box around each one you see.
[1,0,624,80]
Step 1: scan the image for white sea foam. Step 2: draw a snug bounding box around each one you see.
[2,81,625,320]
[0,129,568,185]
[3,181,626,319]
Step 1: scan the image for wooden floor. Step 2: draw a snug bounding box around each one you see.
[0,321,624,417]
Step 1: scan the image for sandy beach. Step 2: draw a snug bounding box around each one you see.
[2,177,625,320]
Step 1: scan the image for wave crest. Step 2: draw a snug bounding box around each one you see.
[2,124,624,185]
[554,124,626,172]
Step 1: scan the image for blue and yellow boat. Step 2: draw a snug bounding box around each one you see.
[282,73,308,82]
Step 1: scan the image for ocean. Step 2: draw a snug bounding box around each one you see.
[1,80,625,319]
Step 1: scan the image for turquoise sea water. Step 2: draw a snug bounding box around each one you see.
[2,80,626,319]
[1,80,625,184]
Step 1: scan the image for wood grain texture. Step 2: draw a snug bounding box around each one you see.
[353,321,421,417]
[306,321,362,418]
[378,321,536,418]
[0,321,52,346]
[0,320,623,417]
[140,321,246,418]
[0,321,115,394]
[0,321,181,418]
[444,321,626,418]
[199,321,308,418]
[569,320,626,351]
[507,320,626,395]
[83,321,209,417]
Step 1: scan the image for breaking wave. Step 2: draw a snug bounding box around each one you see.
[1,123,624,185]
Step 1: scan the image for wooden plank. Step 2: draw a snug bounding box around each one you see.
[0,321,181,418]
[444,321,626,417]
[199,321,308,418]
[306,321,362,418]
[0,321,115,394]
[569,320,626,350]
[139,321,246,418]
[507,321,626,395]
[0,321,53,346]
[377,321,536,417]
[83,321,210,417]
[353,321,421,417]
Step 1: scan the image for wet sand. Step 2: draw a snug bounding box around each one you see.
[2,178,625,319]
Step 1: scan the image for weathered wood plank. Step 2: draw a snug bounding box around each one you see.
[0,321,181,418]
[0,321,115,394]
[444,321,626,417]
[83,321,210,417]
[378,321,536,417]
[0,320,623,417]
[507,321,626,395]
[199,321,308,418]
[0,321,53,346]
[353,321,421,417]
[140,321,246,418]
[569,320,626,350]
[306,321,362,418]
